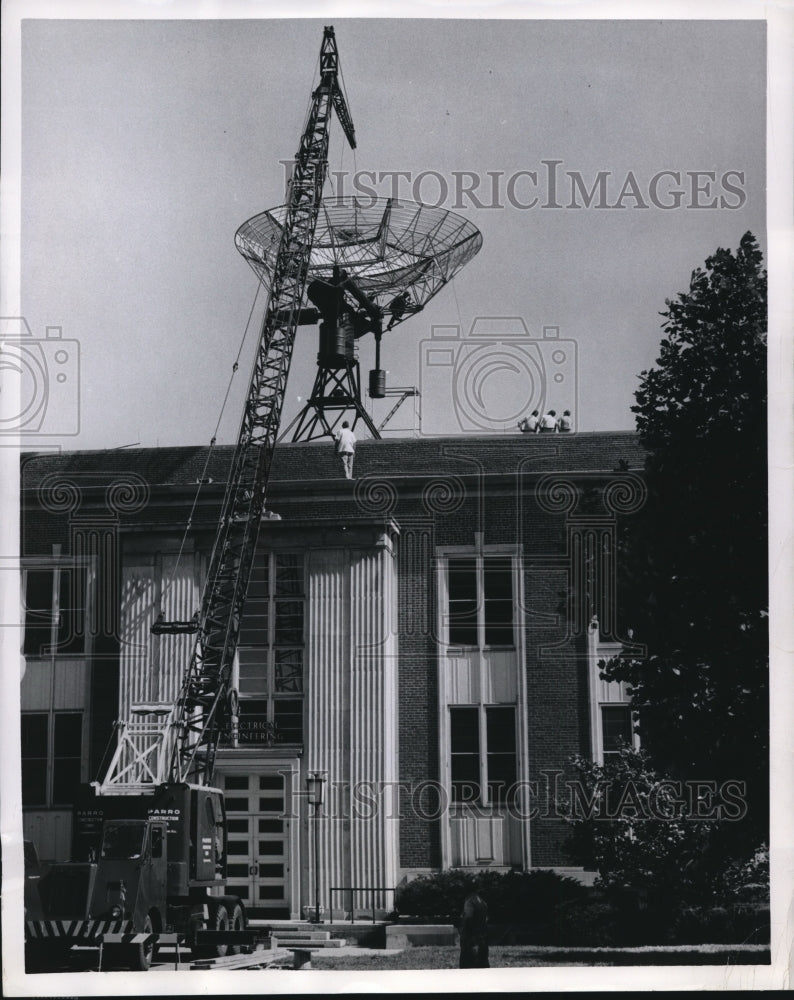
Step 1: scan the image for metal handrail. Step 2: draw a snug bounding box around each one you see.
[328,886,396,924]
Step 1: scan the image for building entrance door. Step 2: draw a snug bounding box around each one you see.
[218,772,292,918]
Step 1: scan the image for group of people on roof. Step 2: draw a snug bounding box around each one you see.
[331,409,573,484]
[517,409,573,434]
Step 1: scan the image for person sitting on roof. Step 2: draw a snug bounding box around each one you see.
[557,410,573,432]
[517,410,540,433]
[538,409,558,433]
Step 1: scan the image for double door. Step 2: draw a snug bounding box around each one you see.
[218,772,292,918]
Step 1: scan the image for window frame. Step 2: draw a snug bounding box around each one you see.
[588,635,639,765]
[21,708,84,808]
[436,541,530,869]
[235,551,305,746]
[443,553,516,650]
[22,557,93,659]
[600,703,636,763]
[449,704,518,808]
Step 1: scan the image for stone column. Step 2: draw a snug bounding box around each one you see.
[348,533,399,913]
[305,529,399,918]
[305,548,352,915]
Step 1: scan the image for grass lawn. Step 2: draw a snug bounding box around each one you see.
[311,947,601,970]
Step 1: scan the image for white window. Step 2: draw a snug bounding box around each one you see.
[587,625,638,764]
[438,544,529,868]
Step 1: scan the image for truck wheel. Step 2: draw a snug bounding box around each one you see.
[192,901,229,959]
[127,914,155,971]
[228,901,245,955]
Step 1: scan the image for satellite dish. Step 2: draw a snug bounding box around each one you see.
[236,197,483,441]
[235,196,482,329]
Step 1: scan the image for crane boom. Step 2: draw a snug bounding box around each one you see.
[98,26,355,793]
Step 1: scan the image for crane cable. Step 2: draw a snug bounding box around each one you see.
[158,37,325,611]
[194,46,326,599]
[449,257,466,339]
[328,50,356,200]
[163,33,355,610]
[159,280,265,610]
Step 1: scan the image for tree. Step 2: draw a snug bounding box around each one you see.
[563,747,732,905]
[605,231,768,851]
[560,747,770,944]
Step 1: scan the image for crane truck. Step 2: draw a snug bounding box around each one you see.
[24,25,357,971]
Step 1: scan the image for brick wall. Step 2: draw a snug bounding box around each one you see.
[21,432,646,869]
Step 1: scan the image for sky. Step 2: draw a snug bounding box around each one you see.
[13,14,767,447]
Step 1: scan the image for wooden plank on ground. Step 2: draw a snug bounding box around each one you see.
[189,947,293,971]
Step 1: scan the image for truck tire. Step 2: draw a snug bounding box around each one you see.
[192,901,229,959]
[228,900,246,955]
[128,914,156,971]
[104,915,155,971]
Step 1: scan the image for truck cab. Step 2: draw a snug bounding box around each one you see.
[26,782,244,971]
[92,818,167,929]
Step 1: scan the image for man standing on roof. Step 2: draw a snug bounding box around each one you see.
[334,420,357,479]
[538,409,558,433]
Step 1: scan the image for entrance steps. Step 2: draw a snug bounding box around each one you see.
[247,920,386,948]
[272,930,347,948]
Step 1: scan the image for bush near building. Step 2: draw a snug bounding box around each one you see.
[393,852,769,948]
[557,746,769,945]
[394,868,587,929]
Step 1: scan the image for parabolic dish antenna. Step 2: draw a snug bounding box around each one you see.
[235,196,482,441]
[235,196,482,327]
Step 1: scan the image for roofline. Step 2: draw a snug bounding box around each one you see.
[20,429,641,461]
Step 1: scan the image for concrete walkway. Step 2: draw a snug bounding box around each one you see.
[310,945,404,956]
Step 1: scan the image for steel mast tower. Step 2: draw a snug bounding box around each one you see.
[99,26,355,792]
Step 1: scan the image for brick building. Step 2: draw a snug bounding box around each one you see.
[20,432,645,918]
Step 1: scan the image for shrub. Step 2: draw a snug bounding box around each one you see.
[551,898,619,947]
[394,869,477,923]
[670,903,770,945]
[560,747,765,911]
[717,844,769,903]
[394,868,587,926]
[550,898,771,947]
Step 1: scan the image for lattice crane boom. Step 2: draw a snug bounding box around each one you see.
[98,26,355,793]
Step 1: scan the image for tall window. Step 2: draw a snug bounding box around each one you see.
[236,553,304,745]
[23,564,88,657]
[450,706,517,806]
[21,711,83,807]
[447,556,514,647]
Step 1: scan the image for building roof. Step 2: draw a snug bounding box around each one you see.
[21,432,645,493]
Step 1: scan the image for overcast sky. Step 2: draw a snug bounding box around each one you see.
[17,15,766,447]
